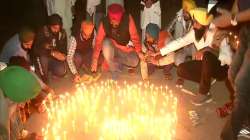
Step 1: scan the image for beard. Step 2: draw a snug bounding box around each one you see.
[21,44,30,52]
[183,15,190,21]
[52,31,59,37]
[111,24,119,29]
[194,27,206,42]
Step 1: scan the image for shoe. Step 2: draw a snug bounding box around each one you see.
[191,93,213,106]
[128,67,136,74]
[176,78,184,88]
[238,127,250,139]
[211,79,217,85]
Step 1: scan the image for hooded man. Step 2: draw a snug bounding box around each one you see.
[0,27,35,64]
[91,4,144,79]
[33,14,67,84]
[140,23,175,80]
[152,8,234,106]
[0,66,42,140]
[67,19,96,83]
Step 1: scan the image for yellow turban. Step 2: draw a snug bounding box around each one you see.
[182,0,196,12]
[189,8,214,26]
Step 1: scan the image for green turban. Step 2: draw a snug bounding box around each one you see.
[0,66,41,103]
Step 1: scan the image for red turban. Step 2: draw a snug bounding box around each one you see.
[108,4,124,22]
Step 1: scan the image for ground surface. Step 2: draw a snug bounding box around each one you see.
[24,67,248,140]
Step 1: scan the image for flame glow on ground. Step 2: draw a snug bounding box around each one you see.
[42,80,178,140]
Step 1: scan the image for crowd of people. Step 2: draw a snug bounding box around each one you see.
[0,0,250,139]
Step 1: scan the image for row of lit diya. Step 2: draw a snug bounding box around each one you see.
[42,80,178,140]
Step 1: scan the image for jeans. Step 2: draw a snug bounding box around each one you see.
[221,25,250,140]
[36,55,67,83]
[73,51,93,74]
[102,38,139,73]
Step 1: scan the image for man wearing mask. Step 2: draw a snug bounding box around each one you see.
[91,4,144,79]
[33,14,67,84]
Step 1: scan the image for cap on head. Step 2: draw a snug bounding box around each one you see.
[19,27,35,43]
[48,14,63,26]
[0,66,41,103]
[189,8,213,26]
[182,0,196,12]
[146,23,160,40]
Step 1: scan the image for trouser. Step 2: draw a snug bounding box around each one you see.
[221,25,250,140]
[102,38,139,73]
[36,55,67,84]
[73,51,93,74]
[174,44,196,66]
[177,51,234,99]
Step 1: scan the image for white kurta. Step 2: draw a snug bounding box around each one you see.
[160,24,233,66]
[87,0,101,16]
[140,1,161,29]
[160,25,216,56]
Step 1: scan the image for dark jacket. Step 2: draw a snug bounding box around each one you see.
[33,26,67,57]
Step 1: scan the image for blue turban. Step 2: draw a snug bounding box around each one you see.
[146,23,160,40]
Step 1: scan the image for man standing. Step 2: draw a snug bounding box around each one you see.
[67,19,95,83]
[213,0,250,139]
[91,4,144,79]
[0,27,35,64]
[33,14,67,84]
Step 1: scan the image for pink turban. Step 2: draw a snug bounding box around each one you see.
[108,4,124,22]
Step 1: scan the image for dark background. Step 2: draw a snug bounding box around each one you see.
[0,0,211,51]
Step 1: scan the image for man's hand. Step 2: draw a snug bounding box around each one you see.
[212,8,232,28]
[23,133,43,140]
[44,43,52,50]
[44,85,55,95]
[51,51,66,61]
[73,74,81,83]
[137,52,146,61]
[147,57,159,65]
[91,60,98,72]
[149,52,162,60]
[193,51,204,61]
